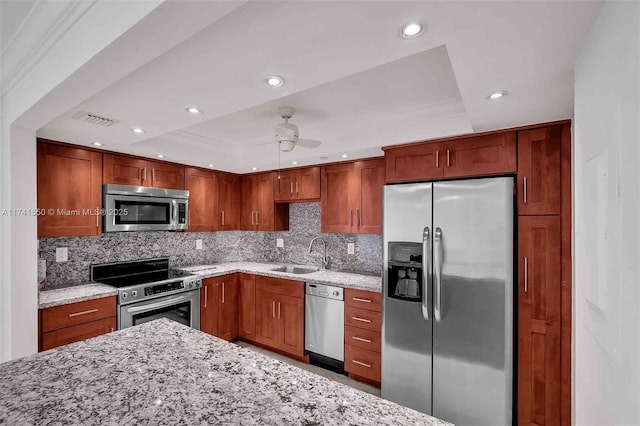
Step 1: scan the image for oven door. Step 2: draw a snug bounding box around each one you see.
[118,290,200,330]
[104,193,182,232]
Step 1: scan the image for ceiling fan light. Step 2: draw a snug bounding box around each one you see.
[279,140,295,152]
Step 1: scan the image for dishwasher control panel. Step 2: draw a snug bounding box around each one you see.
[305,283,344,300]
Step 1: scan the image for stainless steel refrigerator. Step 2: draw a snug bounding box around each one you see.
[381,177,513,426]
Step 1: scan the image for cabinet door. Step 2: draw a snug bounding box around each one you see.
[444,132,516,178]
[240,175,256,230]
[200,279,219,336]
[296,166,321,200]
[255,172,275,231]
[384,143,444,183]
[518,216,561,426]
[218,173,241,230]
[148,160,185,189]
[274,170,296,201]
[185,167,218,232]
[321,163,355,233]
[255,289,279,348]
[41,317,116,351]
[354,159,384,234]
[37,143,103,237]
[103,154,147,186]
[238,273,256,340]
[517,126,562,215]
[218,275,239,341]
[278,294,304,357]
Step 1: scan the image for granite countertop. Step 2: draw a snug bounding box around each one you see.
[38,283,118,309]
[0,319,448,425]
[175,261,382,292]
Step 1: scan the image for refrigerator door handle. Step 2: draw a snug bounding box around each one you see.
[434,227,443,322]
[421,226,430,321]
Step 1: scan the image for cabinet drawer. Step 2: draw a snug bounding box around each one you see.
[345,344,381,383]
[41,296,116,332]
[255,275,304,298]
[345,289,381,312]
[345,325,381,353]
[41,317,116,351]
[345,306,381,332]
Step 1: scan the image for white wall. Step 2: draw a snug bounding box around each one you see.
[574,2,640,425]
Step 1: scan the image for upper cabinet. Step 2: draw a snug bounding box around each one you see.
[241,172,288,231]
[103,154,184,189]
[321,159,384,234]
[185,167,218,232]
[517,126,562,215]
[37,142,103,237]
[384,132,516,183]
[274,166,321,202]
[218,172,241,231]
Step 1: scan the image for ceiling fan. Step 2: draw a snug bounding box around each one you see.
[274,106,322,152]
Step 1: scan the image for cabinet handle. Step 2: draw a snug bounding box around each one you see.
[352,359,372,369]
[142,167,147,182]
[221,211,225,226]
[446,150,450,167]
[110,327,114,332]
[290,182,294,194]
[251,211,255,225]
[349,210,353,226]
[296,181,299,193]
[152,168,156,183]
[256,211,259,224]
[278,301,281,319]
[222,282,225,303]
[524,257,528,293]
[272,300,276,318]
[352,316,372,323]
[352,297,371,303]
[435,151,439,168]
[204,286,208,308]
[356,208,360,226]
[96,206,99,228]
[68,308,98,318]
[352,336,372,344]
[523,177,528,204]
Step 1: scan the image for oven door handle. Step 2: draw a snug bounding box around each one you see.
[126,295,188,313]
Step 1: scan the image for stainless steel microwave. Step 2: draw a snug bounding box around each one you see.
[103,184,189,232]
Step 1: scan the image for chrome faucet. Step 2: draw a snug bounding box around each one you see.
[308,237,329,270]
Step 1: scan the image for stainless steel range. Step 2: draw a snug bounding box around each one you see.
[91,258,202,330]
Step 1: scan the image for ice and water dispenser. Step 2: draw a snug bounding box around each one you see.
[387,242,423,302]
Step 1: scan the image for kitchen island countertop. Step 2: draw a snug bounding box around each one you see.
[0,319,448,425]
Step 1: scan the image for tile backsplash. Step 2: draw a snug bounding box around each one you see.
[38,203,382,289]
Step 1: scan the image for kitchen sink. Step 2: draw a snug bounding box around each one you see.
[270,265,320,274]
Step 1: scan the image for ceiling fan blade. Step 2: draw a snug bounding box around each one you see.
[296,138,322,149]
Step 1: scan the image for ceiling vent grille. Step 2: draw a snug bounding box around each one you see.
[72,111,119,127]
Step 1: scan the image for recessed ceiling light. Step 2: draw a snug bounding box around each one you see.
[400,22,424,39]
[157,154,165,159]
[92,142,104,147]
[131,128,145,134]
[291,161,299,165]
[186,107,203,115]
[208,164,215,168]
[486,90,508,100]
[266,75,284,87]
[251,167,258,171]
[341,154,349,159]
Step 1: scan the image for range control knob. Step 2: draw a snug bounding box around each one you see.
[333,291,339,296]
[121,292,128,299]
[131,290,138,297]
[189,282,194,288]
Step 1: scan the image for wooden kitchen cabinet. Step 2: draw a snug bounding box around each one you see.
[385,142,444,183]
[241,173,288,231]
[443,132,516,178]
[37,142,103,237]
[344,288,382,386]
[218,172,241,230]
[200,274,238,340]
[518,216,562,426]
[517,126,562,215]
[254,276,304,358]
[238,273,256,340]
[39,296,117,351]
[103,154,184,189]
[321,159,384,234]
[185,167,218,232]
[274,166,320,201]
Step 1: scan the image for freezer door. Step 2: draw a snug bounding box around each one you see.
[381,183,433,414]
[432,177,514,426]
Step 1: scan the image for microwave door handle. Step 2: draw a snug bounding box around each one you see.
[172,200,178,226]
[421,227,430,321]
[126,295,188,313]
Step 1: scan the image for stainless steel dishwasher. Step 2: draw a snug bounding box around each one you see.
[305,282,345,373]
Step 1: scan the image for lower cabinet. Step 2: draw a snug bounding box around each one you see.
[39,296,117,351]
[200,274,239,341]
[344,289,382,386]
[253,276,304,358]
